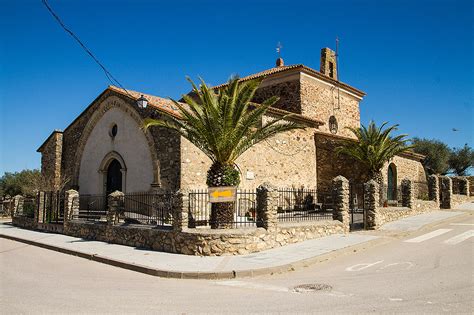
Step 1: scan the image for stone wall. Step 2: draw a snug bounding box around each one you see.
[451,194,474,208]
[468,176,474,196]
[64,219,345,256]
[381,155,427,188]
[253,77,301,114]
[12,216,37,230]
[38,131,63,190]
[314,132,426,194]
[376,201,438,226]
[180,120,318,190]
[300,74,361,138]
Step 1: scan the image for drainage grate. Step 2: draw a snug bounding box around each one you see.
[293,283,332,293]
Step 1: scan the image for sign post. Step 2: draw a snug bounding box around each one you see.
[208,186,237,203]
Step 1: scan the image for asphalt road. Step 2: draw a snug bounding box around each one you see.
[1,212,473,314]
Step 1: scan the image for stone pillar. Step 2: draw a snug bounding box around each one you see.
[256,182,279,231]
[364,180,379,230]
[401,178,415,209]
[172,190,189,231]
[428,175,439,205]
[332,176,350,231]
[13,195,24,216]
[440,176,452,209]
[36,191,45,223]
[107,191,124,225]
[63,189,79,222]
[459,177,470,196]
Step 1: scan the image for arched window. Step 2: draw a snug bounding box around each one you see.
[387,163,397,201]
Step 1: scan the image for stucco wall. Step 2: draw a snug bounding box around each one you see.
[78,107,154,194]
[180,117,317,190]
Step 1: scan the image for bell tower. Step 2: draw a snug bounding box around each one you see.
[320,47,338,80]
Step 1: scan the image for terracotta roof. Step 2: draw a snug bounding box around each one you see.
[110,85,324,127]
[211,64,366,98]
[108,85,183,119]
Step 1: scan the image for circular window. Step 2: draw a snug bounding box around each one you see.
[329,116,338,134]
[109,124,118,138]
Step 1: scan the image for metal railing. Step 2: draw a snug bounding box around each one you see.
[122,192,173,226]
[277,188,333,222]
[74,194,107,222]
[21,198,36,218]
[188,189,257,228]
[40,191,64,223]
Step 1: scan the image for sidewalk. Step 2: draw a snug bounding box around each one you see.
[0,209,465,280]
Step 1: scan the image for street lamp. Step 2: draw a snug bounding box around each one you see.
[137,94,148,109]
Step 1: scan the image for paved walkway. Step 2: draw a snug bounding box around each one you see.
[380,210,463,231]
[0,208,466,279]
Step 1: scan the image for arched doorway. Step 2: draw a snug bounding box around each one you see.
[387,163,397,200]
[106,159,123,194]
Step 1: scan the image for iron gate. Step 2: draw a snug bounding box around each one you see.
[349,183,365,231]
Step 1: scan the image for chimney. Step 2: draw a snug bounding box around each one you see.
[276,57,284,67]
[320,48,337,80]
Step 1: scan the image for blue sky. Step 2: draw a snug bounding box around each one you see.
[0,0,472,174]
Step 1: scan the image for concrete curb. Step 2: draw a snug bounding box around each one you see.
[0,233,318,280]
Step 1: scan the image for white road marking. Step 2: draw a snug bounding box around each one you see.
[215,280,289,292]
[389,298,403,301]
[345,260,383,272]
[443,230,474,245]
[377,262,414,271]
[449,223,474,226]
[404,229,452,243]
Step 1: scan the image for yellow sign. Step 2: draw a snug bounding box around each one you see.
[208,186,237,203]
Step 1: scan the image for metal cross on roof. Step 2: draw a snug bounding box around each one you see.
[276,42,283,58]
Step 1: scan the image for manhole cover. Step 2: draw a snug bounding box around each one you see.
[293,283,332,293]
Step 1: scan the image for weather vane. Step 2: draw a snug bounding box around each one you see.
[276,42,283,58]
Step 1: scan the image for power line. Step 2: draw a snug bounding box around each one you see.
[41,0,134,99]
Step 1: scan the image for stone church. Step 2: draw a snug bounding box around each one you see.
[37,48,426,198]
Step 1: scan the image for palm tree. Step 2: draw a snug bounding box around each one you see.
[143,77,304,228]
[337,121,412,200]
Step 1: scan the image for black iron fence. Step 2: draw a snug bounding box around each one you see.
[74,194,107,222]
[277,188,333,222]
[21,198,36,218]
[0,199,14,217]
[123,192,174,226]
[188,189,257,228]
[40,191,64,224]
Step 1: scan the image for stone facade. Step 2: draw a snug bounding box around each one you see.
[314,133,426,194]
[37,130,63,190]
[180,120,317,190]
[253,77,302,114]
[300,74,361,138]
